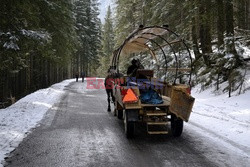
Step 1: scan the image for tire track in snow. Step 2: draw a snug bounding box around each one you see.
[192,111,250,128]
[188,121,250,157]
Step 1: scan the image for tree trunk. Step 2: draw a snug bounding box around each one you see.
[235,0,250,30]
[191,17,201,60]
[247,0,250,29]
[216,0,224,48]
[199,0,212,66]
[225,0,238,59]
[225,0,234,36]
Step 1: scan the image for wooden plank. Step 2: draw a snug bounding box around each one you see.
[141,100,170,107]
[147,122,168,125]
[169,86,195,122]
[146,112,167,116]
[160,68,191,72]
[125,105,141,109]
[162,95,171,102]
[148,131,168,135]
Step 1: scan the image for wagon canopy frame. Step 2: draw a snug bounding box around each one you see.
[111,25,193,85]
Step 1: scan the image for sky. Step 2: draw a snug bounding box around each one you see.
[98,0,113,23]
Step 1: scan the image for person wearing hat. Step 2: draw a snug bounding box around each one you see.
[127,59,144,77]
[127,59,138,76]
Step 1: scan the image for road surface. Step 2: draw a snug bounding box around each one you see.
[4,82,220,167]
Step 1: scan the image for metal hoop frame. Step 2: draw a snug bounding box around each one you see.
[110,26,193,86]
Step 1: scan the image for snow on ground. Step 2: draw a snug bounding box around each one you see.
[185,86,250,166]
[0,78,250,166]
[0,79,74,167]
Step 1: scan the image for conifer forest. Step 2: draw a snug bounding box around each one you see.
[0,0,250,105]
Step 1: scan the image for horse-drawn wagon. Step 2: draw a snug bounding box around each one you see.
[107,25,195,138]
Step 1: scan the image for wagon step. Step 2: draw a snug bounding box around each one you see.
[147,122,168,134]
[147,122,168,125]
[146,111,168,135]
[148,131,168,135]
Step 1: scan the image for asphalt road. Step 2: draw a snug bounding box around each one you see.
[4,82,218,167]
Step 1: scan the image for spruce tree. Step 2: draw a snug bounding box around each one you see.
[98,6,115,77]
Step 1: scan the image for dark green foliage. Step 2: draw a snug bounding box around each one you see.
[73,0,101,76]
[0,0,101,105]
[98,6,115,77]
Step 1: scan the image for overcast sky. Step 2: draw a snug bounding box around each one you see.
[98,0,113,23]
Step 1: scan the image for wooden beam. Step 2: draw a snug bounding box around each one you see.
[160,68,191,72]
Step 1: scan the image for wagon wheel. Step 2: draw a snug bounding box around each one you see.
[124,110,135,138]
[171,114,183,137]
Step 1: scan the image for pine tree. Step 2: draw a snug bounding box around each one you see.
[98,6,115,77]
[114,0,138,46]
[73,0,101,75]
[73,0,101,76]
[0,0,77,103]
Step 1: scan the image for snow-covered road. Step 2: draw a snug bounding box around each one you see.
[0,79,250,166]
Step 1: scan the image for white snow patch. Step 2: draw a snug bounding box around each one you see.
[186,86,250,165]
[20,29,51,41]
[3,41,20,50]
[0,79,74,167]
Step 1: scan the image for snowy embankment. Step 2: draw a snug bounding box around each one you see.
[0,79,74,167]
[185,85,250,165]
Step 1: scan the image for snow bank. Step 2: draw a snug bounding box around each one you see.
[185,86,250,165]
[0,79,74,167]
